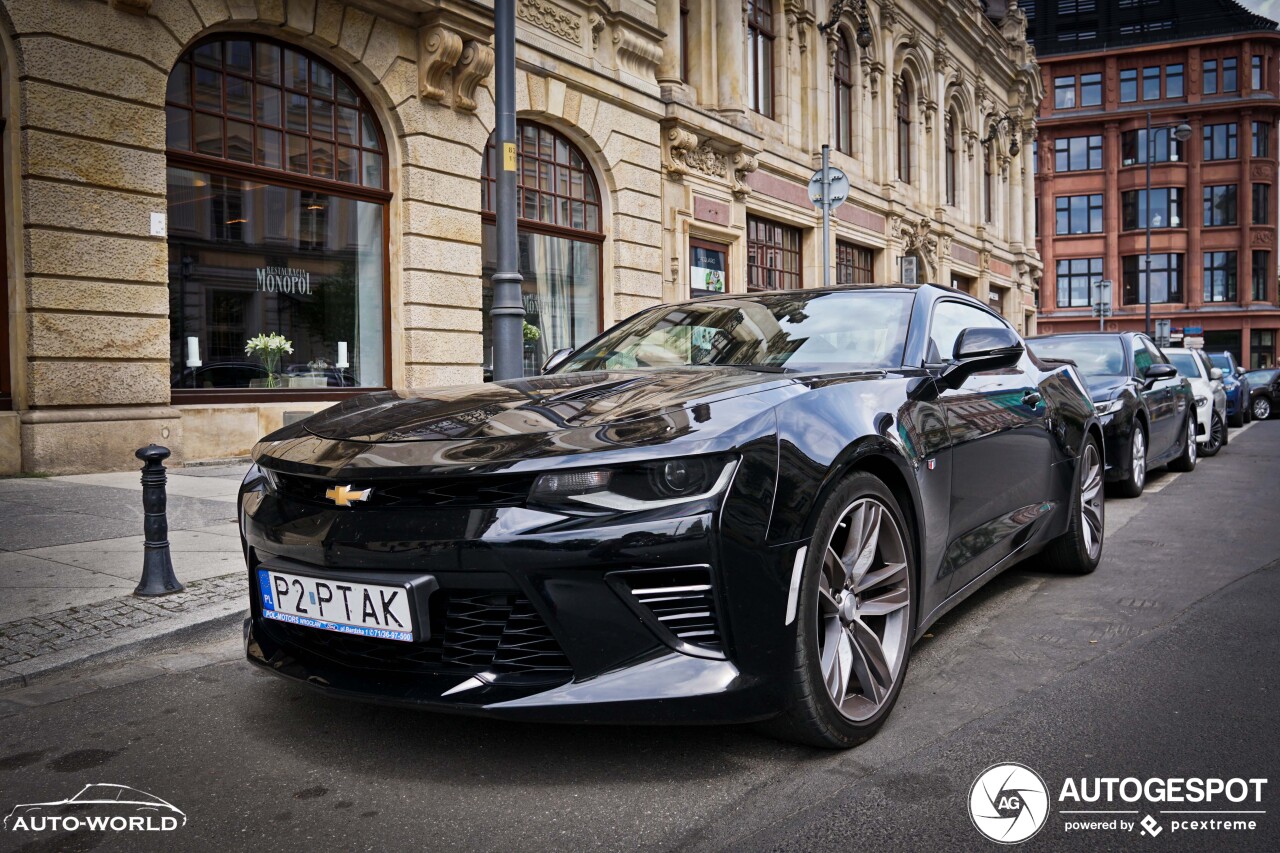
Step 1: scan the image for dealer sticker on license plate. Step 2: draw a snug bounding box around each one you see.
[257,569,414,642]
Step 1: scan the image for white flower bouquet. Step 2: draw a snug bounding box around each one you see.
[245,332,294,388]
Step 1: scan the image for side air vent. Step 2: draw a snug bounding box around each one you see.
[609,566,725,660]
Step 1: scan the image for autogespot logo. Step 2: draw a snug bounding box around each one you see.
[969,763,1051,844]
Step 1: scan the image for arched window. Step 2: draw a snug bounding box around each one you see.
[984,143,995,224]
[835,34,854,155]
[747,0,775,118]
[945,110,958,206]
[897,77,912,182]
[482,122,604,376]
[165,37,390,397]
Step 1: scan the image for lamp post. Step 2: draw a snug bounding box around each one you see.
[817,0,871,288]
[490,0,525,381]
[1143,115,1193,338]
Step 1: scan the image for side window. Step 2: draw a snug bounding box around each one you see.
[927,300,1008,364]
[1140,336,1169,364]
[1132,338,1155,375]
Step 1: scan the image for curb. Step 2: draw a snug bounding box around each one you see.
[0,604,248,694]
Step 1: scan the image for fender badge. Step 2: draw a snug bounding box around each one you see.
[325,484,373,507]
[926,459,937,470]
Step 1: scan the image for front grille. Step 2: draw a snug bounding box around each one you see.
[615,567,723,654]
[273,472,534,509]
[274,590,572,679]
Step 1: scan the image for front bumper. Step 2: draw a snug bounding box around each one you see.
[239,464,793,723]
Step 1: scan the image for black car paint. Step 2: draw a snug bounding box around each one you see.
[1028,332,1195,483]
[1244,368,1280,418]
[241,284,1102,723]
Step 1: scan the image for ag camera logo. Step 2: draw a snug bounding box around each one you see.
[969,763,1050,844]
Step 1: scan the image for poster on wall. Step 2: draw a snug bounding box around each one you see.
[690,243,727,294]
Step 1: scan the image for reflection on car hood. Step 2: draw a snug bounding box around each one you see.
[1082,373,1130,401]
[303,367,802,442]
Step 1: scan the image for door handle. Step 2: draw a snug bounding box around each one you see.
[1022,391,1043,407]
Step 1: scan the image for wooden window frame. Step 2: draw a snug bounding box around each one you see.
[836,241,873,285]
[834,34,853,156]
[747,215,802,292]
[897,77,912,183]
[747,0,775,119]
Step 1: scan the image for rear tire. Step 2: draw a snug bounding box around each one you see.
[762,472,915,749]
[1255,396,1273,421]
[1169,411,1198,472]
[1112,422,1146,498]
[1200,411,1225,457]
[1041,436,1104,575]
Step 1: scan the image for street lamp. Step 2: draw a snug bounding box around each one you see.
[1143,115,1193,338]
[981,112,1022,157]
[816,0,871,288]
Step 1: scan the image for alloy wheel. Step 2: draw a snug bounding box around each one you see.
[1205,413,1225,454]
[1131,427,1146,490]
[1080,442,1104,561]
[1256,397,1273,420]
[817,498,911,723]
[1187,415,1197,464]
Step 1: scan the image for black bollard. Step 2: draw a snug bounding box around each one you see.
[134,445,185,597]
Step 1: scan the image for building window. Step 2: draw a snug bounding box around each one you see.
[1054,135,1103,171]
[1203,184,1238,227]
[1166,64,1184,98]
[984,146,994,224]
[1055,194,1104,235]
[897,77,912,183]
[165,37,389,395]
[1055,257,1103,308]
[690,238,728,295]
[680,0,690,82]
[1122,188,1183,230]
[482,122,604,376]
[945,112,958,206]
[1122,128,1184,165]
[1054,75,1075,109]
[1253,330,1276,368]
[1253,55,1264,90]
[747,0,774,118]
[1204,59,1218,95]
[1204,251,1238,302]
[1143,66,1161,100]
[747,216,801,291]
[1203,123,1238,161]
[1253,251,1271,302]
[837,241,874,284]
[1254,184,1271,225]
[1123,254,1183,304]
[1253,121,1271,158]
[834,34,853,155]
[1120,68,1137,103]
[1080,73,1102,107]
[1223,57,1239,92]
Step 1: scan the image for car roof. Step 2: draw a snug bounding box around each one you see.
[685,282,990,309]
[1027,331,1139,340]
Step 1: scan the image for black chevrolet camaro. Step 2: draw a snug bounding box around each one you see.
[241,284,1103,747]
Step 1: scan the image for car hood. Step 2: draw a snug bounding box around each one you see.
[302,367,803,443]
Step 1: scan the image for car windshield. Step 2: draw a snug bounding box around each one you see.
[1166,352,1202,379]
[557,291,914,373]
[1245,369,1278,384]
[1208,353,1233,370]
[1030,336,1126,381]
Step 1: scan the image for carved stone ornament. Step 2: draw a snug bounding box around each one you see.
[731,151,758,198]
[453,40,494,112]
[518,0,583,44]
[588,12,607,50]
[419,26,465,102]
[1252,230,1275,246]
[879,0,899,31]
[901,217,940,273]
[663,126,757,197]
[933,34,952,73]
[613,28,664,81]
[109,0,151,14]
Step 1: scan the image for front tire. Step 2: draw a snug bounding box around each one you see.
[766,472,915,749]
[1041,436,1104,574]
[1169,410,1198,472]
[1229,402,1245,428]
[1112,421,1147,498]
[1254,396,1273,421]
[1200,411,1225,457]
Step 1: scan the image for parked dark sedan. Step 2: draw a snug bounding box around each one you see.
[241,284,1103,748]
[1207,351,1251,427]
[1029,332,1197,497]
[1244,368,1279,420]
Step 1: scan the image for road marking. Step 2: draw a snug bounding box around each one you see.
[1144,471,1181,494]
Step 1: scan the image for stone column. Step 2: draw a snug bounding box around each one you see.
[1188,117,1205,310]
[657,0,683,88]
[716,0,746,120]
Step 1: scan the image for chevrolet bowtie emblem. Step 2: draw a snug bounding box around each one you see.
[325,484,372,507]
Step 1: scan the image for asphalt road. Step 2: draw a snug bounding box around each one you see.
[2,422,1279,853]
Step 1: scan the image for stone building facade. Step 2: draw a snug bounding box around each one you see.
[0,0,1040,474]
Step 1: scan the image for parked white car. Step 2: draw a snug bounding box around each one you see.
[1164,347,1229,456]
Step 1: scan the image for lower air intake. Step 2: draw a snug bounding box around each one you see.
[612,567,724,658]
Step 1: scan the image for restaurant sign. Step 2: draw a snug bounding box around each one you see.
[256,266,313,295]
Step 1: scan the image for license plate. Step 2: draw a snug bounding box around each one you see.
[257,569,414,642]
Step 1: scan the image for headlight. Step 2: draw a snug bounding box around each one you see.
[1093,399,1122,415]
[242,462,279,492]
[1195,395,1208,407]
[528,455,738,511]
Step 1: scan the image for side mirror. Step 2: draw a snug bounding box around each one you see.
[1142,362,1178,387]
[541,347,573,374]
[1209,367,1224,380]
[940,326,1024,388]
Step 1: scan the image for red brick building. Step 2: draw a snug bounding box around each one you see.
[1031,2,1280,367]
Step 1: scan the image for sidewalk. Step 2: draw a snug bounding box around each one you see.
[0,463,250,690]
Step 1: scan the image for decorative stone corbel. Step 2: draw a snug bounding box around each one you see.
[731,151,758,198]
[453,40,494,112]
[933,34,952,73]
[664,127,701,179]
[419,26,464,102]
[878,0,899,31]
[613,28,663,82]
[589,12,607,51]
[921,99,937,134]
